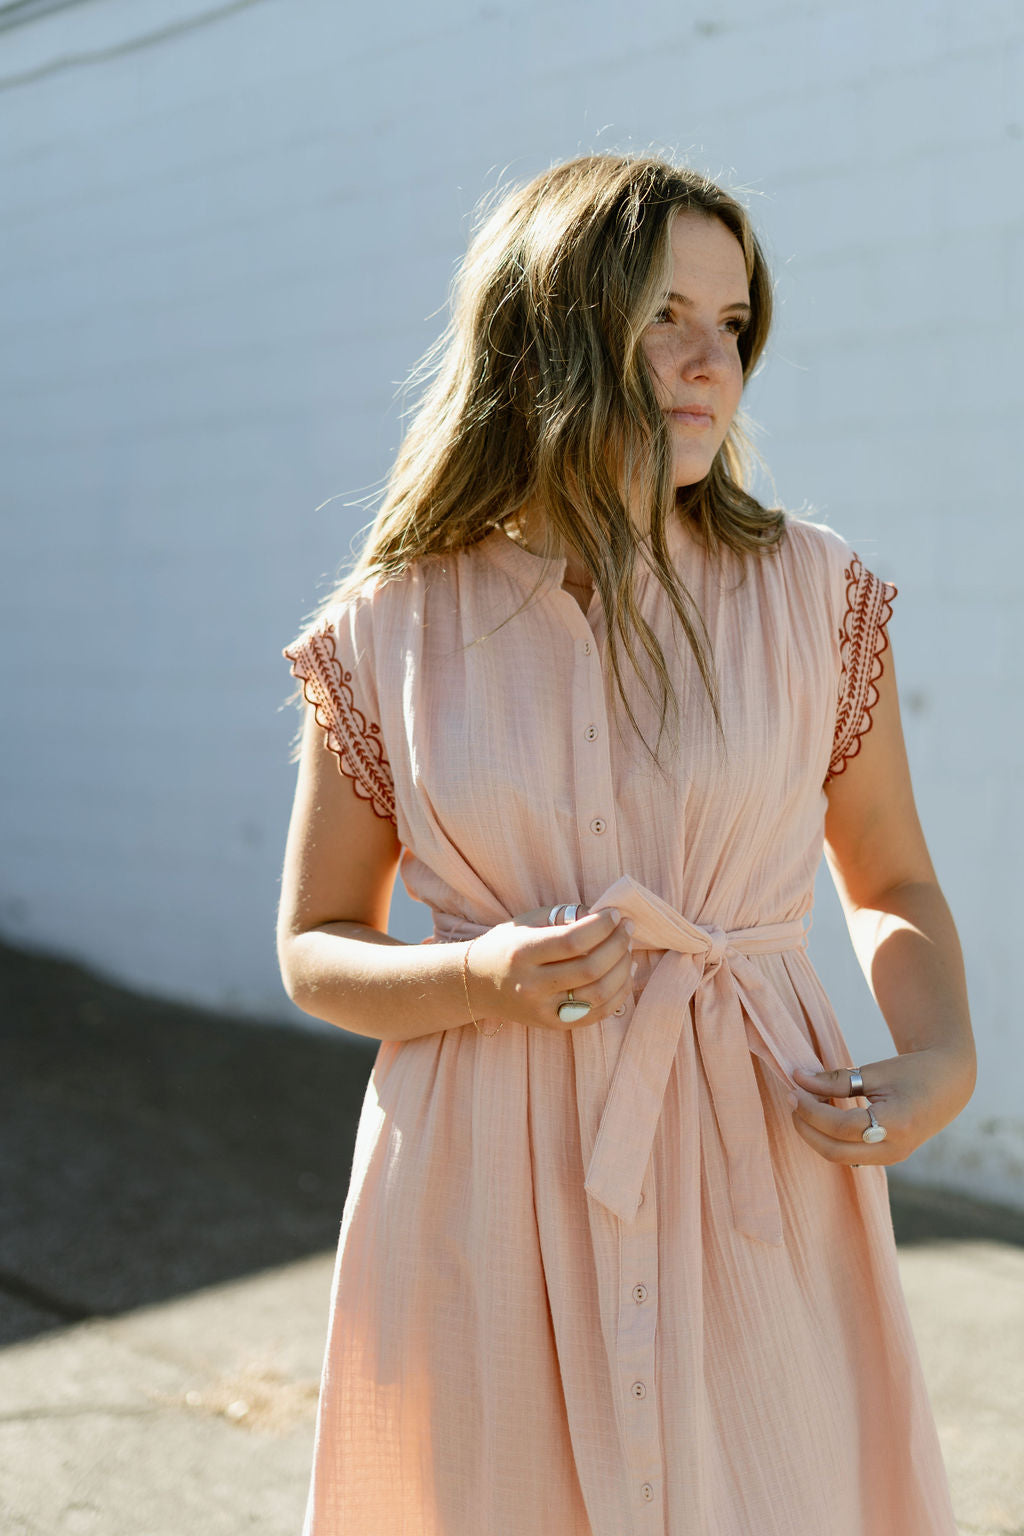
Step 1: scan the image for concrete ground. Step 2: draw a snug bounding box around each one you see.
[1,938,1021,1536]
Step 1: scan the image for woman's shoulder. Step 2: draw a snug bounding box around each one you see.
[291,562,427,647]
[777,514,896,611]
[772,514,863,604]
[777,513,854,567]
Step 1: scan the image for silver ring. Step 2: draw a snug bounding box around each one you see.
[861,1105,888,1145]
[848,1067,865,1096]
[557,989,592,1024]
[551,905,590,1020]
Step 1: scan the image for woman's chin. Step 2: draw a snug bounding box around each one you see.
[671,462,715,491]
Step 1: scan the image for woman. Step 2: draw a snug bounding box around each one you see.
[278,153,975,1535]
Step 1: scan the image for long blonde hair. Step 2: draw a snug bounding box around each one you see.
[313,152,784,764]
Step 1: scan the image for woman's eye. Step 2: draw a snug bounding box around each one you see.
[650,310,750,333]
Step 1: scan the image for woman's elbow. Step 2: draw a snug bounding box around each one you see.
[276,924,312,1010]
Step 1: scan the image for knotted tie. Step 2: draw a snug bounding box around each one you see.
[432,873,823,1247]
[579,875,820,1246]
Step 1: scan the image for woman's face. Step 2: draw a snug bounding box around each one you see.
[640,210,751,489]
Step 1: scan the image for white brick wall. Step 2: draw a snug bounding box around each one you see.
[1,0,1021,1204]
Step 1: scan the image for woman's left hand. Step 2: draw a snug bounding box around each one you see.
[789,1050,975,1165]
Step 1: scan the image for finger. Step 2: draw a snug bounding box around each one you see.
[568,904,634,942]
[792,1065,866,1101]
[547,948,635,1029]
[791,1090,890,1145]
[555,940,635,1026]
[540,906,625,958]
[548,931,634,1008]
[790,1112,888,1165]
[544,919,634,977]
[587,949,637,1021]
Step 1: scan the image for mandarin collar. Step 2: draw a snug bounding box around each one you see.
[477,514,691,588]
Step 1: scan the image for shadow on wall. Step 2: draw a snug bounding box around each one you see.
[2,938,1023,1349]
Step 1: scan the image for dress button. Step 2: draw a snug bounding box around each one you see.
[613,1004,625,1016]
[589,817,606,835]
[584,724,598,741]
[632,1283,648,1304]
[638,1190,645,1206]
[583,640,592,655]
[631,1381,647,1400]
[641,1483,654,1501]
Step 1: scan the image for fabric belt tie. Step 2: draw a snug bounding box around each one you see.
[582,875,816,1248]
[430,873,819,1250]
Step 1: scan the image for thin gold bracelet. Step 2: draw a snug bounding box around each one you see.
[462,937,503,1038]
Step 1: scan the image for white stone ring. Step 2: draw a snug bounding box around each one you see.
[558,990,592,1024]
[861,1105,888,1145]
[549,904,591,1021]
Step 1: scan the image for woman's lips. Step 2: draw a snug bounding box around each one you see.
[668,408,713,427]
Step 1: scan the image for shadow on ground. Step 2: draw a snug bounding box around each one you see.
[3,937,1022,1349]
[0,938,378,1346]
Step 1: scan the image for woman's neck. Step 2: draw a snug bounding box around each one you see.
[504,503,593,588]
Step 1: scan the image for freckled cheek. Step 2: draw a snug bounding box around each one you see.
[716,372,744,432]
[640,346,671,400]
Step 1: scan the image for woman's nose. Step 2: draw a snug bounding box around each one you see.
[675,329,731,379]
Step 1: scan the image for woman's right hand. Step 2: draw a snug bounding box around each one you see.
[463,906,636,1033]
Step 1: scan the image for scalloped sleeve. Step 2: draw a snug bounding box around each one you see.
[827,551,898,781]
[284,605,397,831]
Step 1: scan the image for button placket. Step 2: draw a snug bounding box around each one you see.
[563,596,663,1520]
[566,607,618,893]
[617,1165,662,1518]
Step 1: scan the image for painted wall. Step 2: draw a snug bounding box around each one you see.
[1,0,1020,1204]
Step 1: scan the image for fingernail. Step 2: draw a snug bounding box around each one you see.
[786,1092,799,1110]
[631,960,638,976]
[609,908,621,922]
[624,919,635,936]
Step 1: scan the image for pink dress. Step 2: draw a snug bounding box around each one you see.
[284,513,956,1536]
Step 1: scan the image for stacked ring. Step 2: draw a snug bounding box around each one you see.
[848,1065,886,1163]
[549,902,591,1022]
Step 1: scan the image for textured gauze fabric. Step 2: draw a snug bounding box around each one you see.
[282,512,955,1536]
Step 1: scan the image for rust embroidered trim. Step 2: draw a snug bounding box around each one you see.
[284,628,398,829]
[827,553,898,782]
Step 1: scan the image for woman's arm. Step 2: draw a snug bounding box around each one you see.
[790,643,976,1161]
[277,704,474,1042]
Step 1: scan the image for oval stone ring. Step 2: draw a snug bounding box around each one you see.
[861,1105,888,1145]
[558,991,592,1024]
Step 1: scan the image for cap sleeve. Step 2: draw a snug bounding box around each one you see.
[284,597,397,830]
[827,549,898,782]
